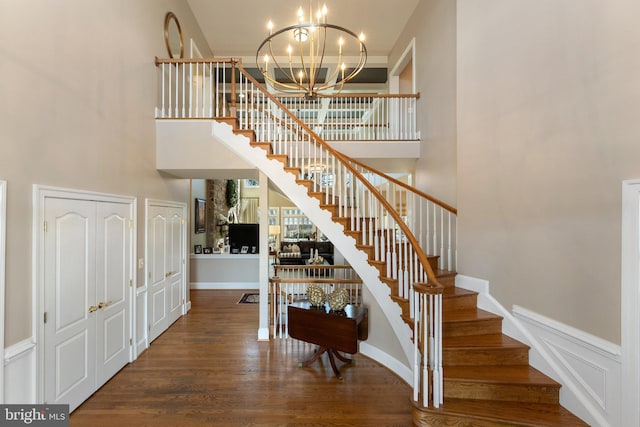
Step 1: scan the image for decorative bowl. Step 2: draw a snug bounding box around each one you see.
[307,285,326,307]
[328,289,349,311]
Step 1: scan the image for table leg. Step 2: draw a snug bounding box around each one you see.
[331,349,353,364]
[298,346,328,368]
[326,349,343,380]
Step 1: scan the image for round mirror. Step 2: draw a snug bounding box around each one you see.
[164,12,184,59]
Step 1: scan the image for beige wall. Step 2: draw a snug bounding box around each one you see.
[0,0,212,346]
[456,0,640,343]
[388,0,458,207]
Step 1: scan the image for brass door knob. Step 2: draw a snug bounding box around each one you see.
[88,306,98,313]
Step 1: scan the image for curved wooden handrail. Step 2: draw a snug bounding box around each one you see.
[343,156,457,215]
[235,62,441,287]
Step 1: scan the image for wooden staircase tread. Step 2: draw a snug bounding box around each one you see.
[443,334,529,349]
[414,398,589,426]
[444,308,503,322]
[442,287,477,298]
[435,269,457,278]
[444,366,561,387]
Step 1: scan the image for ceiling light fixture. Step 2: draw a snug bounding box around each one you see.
[256,1,367,99]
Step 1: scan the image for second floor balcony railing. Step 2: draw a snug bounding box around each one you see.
[155,58,419,142]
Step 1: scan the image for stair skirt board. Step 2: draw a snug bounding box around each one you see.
[456,274,621,427]
[212,119,416,367]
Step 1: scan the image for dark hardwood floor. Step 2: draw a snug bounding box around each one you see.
[71,290,413,426]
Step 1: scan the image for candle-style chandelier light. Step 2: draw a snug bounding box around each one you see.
[256,2,367,99]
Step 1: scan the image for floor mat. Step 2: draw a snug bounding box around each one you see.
[237,292,259,304]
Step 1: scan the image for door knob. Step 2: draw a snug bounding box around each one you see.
[98,301,113,309]
[88,306,98,313]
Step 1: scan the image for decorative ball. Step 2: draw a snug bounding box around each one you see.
[307,285,325,307]
[328,289,349,311]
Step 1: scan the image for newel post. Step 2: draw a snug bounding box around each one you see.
[413,281,444,408]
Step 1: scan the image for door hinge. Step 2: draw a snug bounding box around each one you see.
[181,219,185,225]
[182,298,185,304]
[129,338,133,345]
[44,312,48,324]
[44,221,48,233]
[129,279,133,287]
[129,219,134,229]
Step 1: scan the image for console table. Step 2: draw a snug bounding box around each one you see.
[287,301,368,379]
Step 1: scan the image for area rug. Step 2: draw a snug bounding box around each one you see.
[237,292,260,304]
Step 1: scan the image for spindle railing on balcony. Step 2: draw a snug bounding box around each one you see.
[155,58,418,142]
[155,57,444,408]
[274,94,419,141]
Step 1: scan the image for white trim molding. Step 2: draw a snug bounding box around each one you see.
[457,274,619,427]
[4,339,36,404]
[0,180,6,404]
[135,286,148,357]
[621,179,640,427]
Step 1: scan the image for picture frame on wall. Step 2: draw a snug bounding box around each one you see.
[195,198,206,233]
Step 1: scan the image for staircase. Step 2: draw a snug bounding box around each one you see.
[155,57,588,426]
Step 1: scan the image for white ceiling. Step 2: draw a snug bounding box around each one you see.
[186,0,419,62]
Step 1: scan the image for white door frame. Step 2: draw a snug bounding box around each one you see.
[0,180,6,404]
[621,179,640,427]
[144,199,187,344]
[33,185,136,404]
[389,37,416,94]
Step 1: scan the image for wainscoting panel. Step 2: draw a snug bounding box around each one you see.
[457,274,620,427]
[513,306,621,427]
[4,339,36,404]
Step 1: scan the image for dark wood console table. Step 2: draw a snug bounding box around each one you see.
[287,301,368,379]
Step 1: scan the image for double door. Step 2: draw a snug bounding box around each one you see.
[43,196,133,411]
[147,202,185,343]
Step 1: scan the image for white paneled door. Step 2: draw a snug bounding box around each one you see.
[147,202,185,343]
[42,195,132,411]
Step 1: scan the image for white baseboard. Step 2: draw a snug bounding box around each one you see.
[359,342,413,386]
[135,287,148,357]
[257,328,269,341]
[4,339,36,404]
[190,281,259,290]
[456,274,620,427]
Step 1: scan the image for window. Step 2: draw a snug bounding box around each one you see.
[282,208,313,240]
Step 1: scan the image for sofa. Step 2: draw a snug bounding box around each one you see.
[278,240,334,265]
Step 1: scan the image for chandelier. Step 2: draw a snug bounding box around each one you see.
[256,2,367,99]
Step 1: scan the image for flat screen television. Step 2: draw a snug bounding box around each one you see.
[228,223,259,254]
